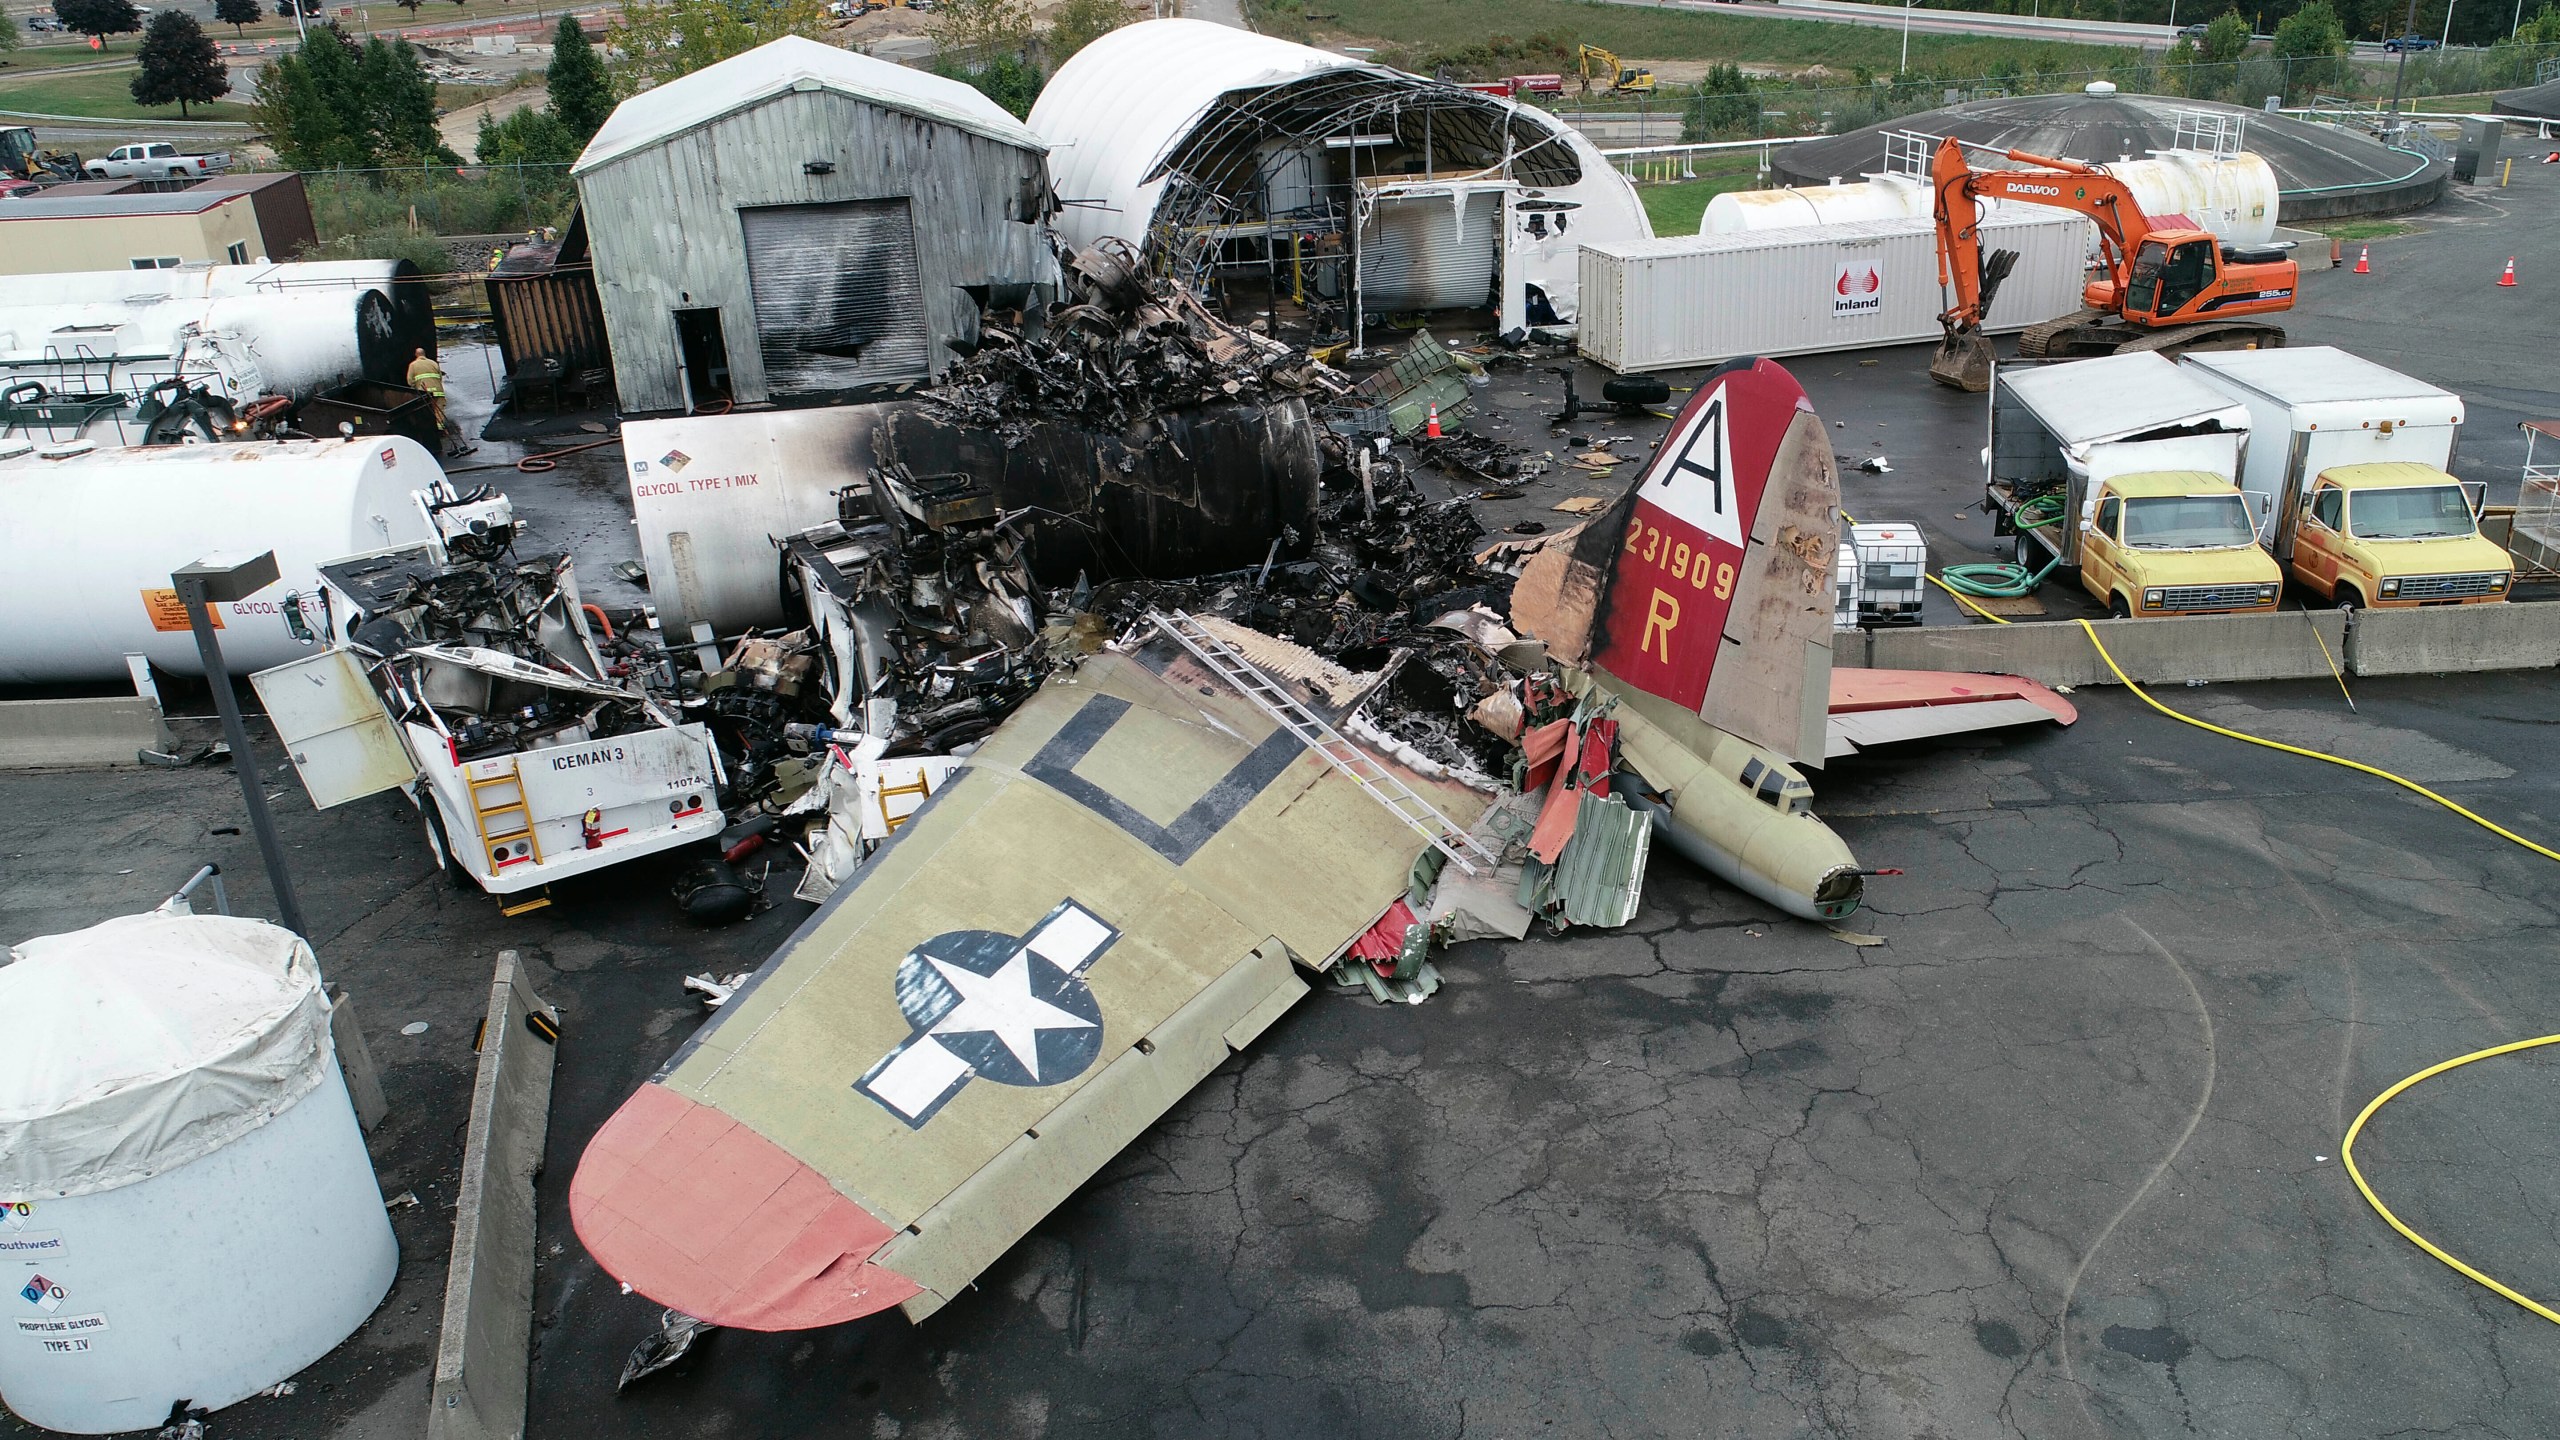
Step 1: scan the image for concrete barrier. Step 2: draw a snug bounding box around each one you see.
[429,952,559,1440]
[0,696,170,770]
[1848,610,2352,688]
[2351,603,2560,677]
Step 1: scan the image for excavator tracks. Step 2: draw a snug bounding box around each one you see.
[2011,311,2287,363]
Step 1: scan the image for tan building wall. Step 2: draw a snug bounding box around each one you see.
[0,198,269,277]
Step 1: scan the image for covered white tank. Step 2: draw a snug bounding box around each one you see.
[1703,150,2278,247]
[0,289,401,411]
[0,435,447,684]
[0,914,396,1434]
[23,260,436,377]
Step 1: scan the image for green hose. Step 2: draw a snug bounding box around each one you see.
[1941,494,2067,598]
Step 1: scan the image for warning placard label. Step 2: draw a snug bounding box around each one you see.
[140,589,219,633]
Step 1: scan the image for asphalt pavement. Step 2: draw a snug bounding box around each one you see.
[5,114,2560,1440]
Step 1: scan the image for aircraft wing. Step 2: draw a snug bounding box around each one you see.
[571,642,1483,1328]
[1825,668,2079,758]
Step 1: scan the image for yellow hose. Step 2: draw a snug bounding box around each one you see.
[2341,1036,2560,1326]
[2073,619,2560,864]
[2071,618,2560,1323]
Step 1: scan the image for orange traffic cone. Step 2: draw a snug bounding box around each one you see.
[2353,246,2370,275]
[1426,402,1442,439]
[2499,256,2518,287]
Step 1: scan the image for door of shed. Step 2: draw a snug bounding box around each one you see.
[740,199,931,398]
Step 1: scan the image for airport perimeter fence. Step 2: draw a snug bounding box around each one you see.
[1560,41,2560,146]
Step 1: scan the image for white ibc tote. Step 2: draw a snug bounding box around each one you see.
[0,914,396,1434]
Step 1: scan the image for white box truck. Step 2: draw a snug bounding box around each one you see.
[2177,346,2466,562]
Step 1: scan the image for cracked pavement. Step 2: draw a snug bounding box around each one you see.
[4,627,2556,1440]
[507,672,2554,1439]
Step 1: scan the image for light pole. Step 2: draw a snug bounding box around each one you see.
[2388,0,2419,110]
[1901,0,1913,72]
[174,551,308,939]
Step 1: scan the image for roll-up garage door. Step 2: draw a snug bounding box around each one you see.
[740,199,930,398]
[1357,190,1500,312]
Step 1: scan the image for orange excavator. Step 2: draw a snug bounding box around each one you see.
[1928,135,2297,391]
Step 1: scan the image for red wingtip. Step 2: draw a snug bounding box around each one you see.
[570,1083,922,1330]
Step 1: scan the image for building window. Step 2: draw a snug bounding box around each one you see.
[129,257,181,269]
[226,242,249,264]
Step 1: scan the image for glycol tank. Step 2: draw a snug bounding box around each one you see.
[0,435,445,684]
[0,914,396,1434]
[1704,150,2279,247]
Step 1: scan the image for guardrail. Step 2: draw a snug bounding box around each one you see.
[1840,603,2559,686]
[1596,135,1821,181]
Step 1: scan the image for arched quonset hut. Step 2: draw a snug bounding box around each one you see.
[1029,19,1650,325]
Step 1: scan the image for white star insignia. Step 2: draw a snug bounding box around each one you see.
[927,952,1096,1082]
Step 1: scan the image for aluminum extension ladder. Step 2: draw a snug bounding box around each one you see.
[1153,609,1496,875]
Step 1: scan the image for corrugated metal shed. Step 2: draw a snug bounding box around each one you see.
[575,37,1057,413]
[485,209,610,384]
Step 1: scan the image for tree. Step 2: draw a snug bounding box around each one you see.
[546,15,614,143]
[214,0,261,35]
[2272,0,2350,94]
[927,0,1033,66]
[1044,0,1135,64]
[131,11,229,118]
[53,0,140,48]
[0,13,18,52]
[361,36,457,164]
[937,51,1040,116]
[1681,62,1755,140]
[477,105,581,165]
[609,0,827,93]
[253,27,367,168]
[2201,11,2252,60]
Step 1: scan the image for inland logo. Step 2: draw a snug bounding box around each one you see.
[1832,260,1884,318]
[854,900,1119,1128]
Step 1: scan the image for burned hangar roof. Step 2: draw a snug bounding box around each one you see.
[1774,93,2442,201]
[1028,19,1602,251]
[574,35,1045,175]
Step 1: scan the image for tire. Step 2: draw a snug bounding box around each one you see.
[2107,595,2132,619]
[421,799,478,891]
[2335,587,2363,614]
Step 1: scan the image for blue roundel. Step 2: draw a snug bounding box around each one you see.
[891,927,1104,1089]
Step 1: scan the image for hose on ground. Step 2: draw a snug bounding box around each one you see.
[2342,1036,2560,1327]
[1939,495,2068,599]
[2076,618,2560,1323]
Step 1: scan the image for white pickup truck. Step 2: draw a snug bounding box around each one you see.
[83,142,232,180]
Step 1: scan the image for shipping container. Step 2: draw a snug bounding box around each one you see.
[1575,212,2087,375]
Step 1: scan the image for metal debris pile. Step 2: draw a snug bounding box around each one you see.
[922,240,1352,437]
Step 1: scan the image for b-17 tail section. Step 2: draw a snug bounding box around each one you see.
[572,644,1484,1328]
[1512,358,1840,766]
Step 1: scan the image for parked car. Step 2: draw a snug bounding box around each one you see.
[0,176,40,200]
[2383,32,2440,51]
[82,143,233,181]
[2177,22,2210,39]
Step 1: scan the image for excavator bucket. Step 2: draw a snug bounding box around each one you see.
[1929,328,1998,392]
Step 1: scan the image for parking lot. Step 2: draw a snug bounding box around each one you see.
[3,150,2556,1440]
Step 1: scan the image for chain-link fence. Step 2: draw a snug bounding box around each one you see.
[230,161,578,269]
[1558,42,2560,142]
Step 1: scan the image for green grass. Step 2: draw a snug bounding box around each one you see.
[0,43,146,73]
[2300,218,2415,240]
[1261,0,2134,75]
[0,67,256,121]
[1635,169,1765,235]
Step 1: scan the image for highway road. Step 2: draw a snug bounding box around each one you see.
[1598,0,2175,49]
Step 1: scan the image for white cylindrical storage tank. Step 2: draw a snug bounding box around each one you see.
[2102,152,2279,246]
[0,915,396,1434]
[1702,179,1923,235]
[0,291,395,402]
[0,436,445,684]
